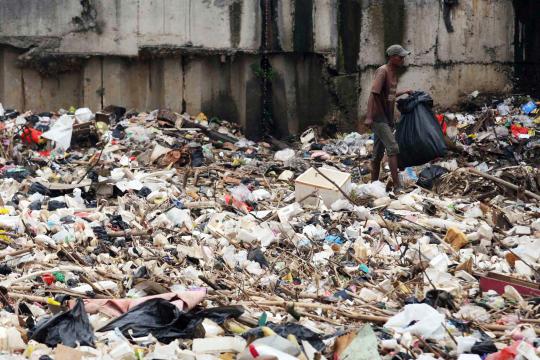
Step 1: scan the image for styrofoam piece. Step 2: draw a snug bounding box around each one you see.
[295,167,351,207]
[192,336,246,354]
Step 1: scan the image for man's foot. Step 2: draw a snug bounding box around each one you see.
[393,185,405,195]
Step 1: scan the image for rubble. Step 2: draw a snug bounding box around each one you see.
[0,96,537,359]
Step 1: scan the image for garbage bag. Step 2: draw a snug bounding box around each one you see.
[416,165,449,189]
[396,92,447,169]
[29,298,95,348]
[98,298,244,344]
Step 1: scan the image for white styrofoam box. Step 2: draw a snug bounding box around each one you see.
[295,167,351,207]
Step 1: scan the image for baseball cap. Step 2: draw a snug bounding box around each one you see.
[386,44,411,57]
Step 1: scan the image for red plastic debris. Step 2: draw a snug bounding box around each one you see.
[436,114,447,135]
[510,124,529,139]
[41,273,55,286]
[486,341,520,360]
[21,127,43,144]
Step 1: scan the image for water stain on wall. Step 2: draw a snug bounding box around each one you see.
[337,0,362,74]
[293,0,313,53]
[382,0,405,50]
[229,0,242,48]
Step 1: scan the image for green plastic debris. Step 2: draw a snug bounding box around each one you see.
[52,272,65,283]
[258,311,268,326]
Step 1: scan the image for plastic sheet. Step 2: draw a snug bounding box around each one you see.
[416,165,448,189]
[98,298,244,343]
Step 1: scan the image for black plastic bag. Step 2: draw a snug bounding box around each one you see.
[471,339,498,355]
[29,298,95,348]
[396,92,447,169]
[416,165,449,189]
[191,147,204,167]
[248,248,269,268]
[29,182,51,196]
[47,200,67,211]
[423,289,456,311]
[29,201,42,210]
[98,298,244,344]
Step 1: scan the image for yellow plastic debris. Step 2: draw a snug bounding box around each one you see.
[282,272,293,283]
[261,326,276,337]
[444,227,469,251]
[46,298,61,306]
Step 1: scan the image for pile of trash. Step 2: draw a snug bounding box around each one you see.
[0,97,537,360]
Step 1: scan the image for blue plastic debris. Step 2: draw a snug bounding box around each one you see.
[521,101,537,115]
[358,263,370,273]
[325,235,344,245]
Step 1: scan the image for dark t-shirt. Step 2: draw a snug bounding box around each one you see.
[366,64,397,125]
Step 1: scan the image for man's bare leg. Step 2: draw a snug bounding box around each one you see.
[371,158,382,182]
[388,155,401,189]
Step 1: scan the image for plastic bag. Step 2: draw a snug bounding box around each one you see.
[41,114,74,150]
[400,167,418,188]
[384,303,447,340]
[416,165,448,189]
[74,108,93,123]
[98,298,244,344]
[396,92,447,168]
[354,181,387,199]
[274,149,295,162]
[30,298,95,348]
[231,184,254,203]
[424,289,456,311]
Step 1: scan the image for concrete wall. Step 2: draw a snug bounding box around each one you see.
[0,0,516,138]
[358,0,515,118]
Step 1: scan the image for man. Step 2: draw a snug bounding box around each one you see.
[364,44,412,192]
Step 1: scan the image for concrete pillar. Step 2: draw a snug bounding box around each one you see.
[0,48,24,111]
[162,58,183,112]
[271,55,299,136]
[183,56,203,115]
[102,58,151,111]
[82,57,103,110]
[313,0,338,53]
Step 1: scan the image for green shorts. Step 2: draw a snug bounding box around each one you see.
[372,122,399,159]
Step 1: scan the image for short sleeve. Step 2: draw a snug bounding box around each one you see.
[371,67,387,95]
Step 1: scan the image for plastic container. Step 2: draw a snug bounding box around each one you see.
[295,167,351,206]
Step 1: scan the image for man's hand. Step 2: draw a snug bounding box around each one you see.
[397,89,414,97]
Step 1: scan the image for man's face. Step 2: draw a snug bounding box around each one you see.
[390,55,406,67]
